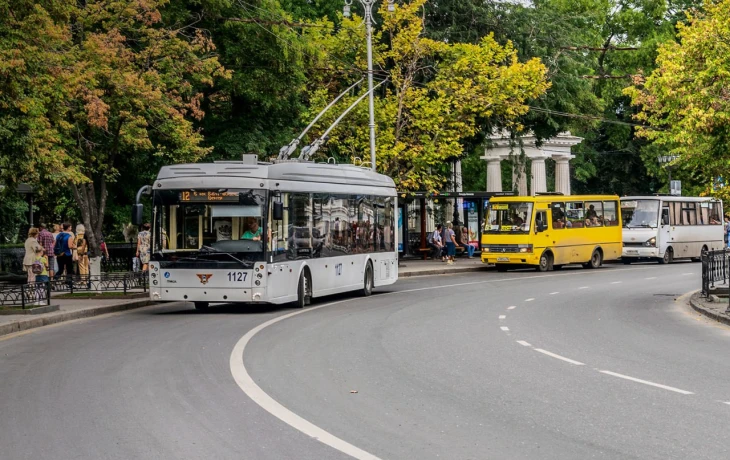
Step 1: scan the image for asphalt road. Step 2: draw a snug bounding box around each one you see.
[1,262,729,459]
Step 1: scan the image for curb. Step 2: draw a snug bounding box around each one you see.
[399,265,492,278]
[689,294,730,328]
[0,299,154,338]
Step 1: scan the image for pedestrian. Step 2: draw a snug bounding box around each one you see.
[54,222,76,284]
[23,228,43,283]
[37,223,56,278]
[444,222,457,265]
[456,226,475,258]
[724,215,730,247]
[137,222,152,272]
[75,224,89,276]
[428,224,444,260]
[51,224,62,274]
[33,247,50,305]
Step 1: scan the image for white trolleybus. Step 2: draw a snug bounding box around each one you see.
[620,196,724,264]
[135,157,398,309]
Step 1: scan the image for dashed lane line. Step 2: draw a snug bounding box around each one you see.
[499,315,506,320]
[599,370,694,395]
[500,326,510,332]
[534,349,585,366]
[610,281,622,284]
[645,277,657,280]
[578,286,590,290]
[525,298,535,302]
[549,292,559,295]
[507,306,516,310]
[516,340,532,347]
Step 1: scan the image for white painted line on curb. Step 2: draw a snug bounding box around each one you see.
[499,315,506,320]
[230,299,382,460]
[500,326,510,331]
[508,306,517,310]
[534,349,585,366]
[516,340,532,347]
[525,298,535,302]
[610,281,622,284]
[599,370,694,395]
[549,292,559,295]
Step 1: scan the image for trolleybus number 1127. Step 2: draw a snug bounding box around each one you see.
[227,272,247,282]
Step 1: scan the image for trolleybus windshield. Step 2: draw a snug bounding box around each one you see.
[152,189,267,265]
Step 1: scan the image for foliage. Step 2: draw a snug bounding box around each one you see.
[0,0,228,257]
[626,0,730,196]
[299,0,549,191]
[0,192,29,244]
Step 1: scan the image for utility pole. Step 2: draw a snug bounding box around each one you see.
[343,0,395,172]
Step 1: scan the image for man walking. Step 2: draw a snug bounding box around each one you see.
[54,223,76,284]
[37,223,56,278]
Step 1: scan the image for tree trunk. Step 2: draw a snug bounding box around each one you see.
[70,179,107,260]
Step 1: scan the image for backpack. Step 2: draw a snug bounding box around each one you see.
[31,258,44,275]
[54,233,68,257]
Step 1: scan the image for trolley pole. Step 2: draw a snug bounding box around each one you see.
[343,0,395,172]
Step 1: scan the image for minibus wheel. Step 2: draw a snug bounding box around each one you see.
[296,270,312,308]
[584,249,602,269]
[659,248,673,265]
[691,245,708,262]
[537,252,553,272]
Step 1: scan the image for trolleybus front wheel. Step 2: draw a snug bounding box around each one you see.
[295,270,312,308]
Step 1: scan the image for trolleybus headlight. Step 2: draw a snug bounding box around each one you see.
[644,237,656,247]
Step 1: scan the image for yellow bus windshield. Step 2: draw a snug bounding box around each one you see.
[485,202,533,234]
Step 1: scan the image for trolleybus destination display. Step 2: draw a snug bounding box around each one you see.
[179,191,240,203]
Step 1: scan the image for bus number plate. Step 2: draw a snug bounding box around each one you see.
[227,272,247,282]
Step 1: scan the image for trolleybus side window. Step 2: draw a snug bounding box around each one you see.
[603,201,619,227]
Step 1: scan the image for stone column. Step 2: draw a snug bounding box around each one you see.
[512,161,527,196]
[530,157,547,195]
[486,158,503,192]
[554,156,571,195]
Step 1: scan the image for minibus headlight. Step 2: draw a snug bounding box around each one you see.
[644,237,656,247]
[482,246,490,252]
[519,245,533,253]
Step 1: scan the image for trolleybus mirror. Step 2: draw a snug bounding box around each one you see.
[132,204,144,226]
[273,202,284,220]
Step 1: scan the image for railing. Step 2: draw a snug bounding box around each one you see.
[0,272,148,308]
[701,248,730,299]
[0,281,52,309]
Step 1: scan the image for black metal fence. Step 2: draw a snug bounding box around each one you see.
[0,242,137,275]
[0,272,148,308]
[701,248,730,298]
[0,281,52,309]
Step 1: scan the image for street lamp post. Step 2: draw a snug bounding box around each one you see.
[344,0,395,172]
[657,155,679,195]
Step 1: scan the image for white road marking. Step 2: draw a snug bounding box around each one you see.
[578,286,590,290]
[499,315,506,320]
[599,370,694,395]
[722,401,730,406]
[507,306,517,310]
[525,298,535,302]
[534,349,585,366]
[645,277,657,280]
[549,292,559,295]
[683,273,694,276]
[230,299,382,460]
[500,326,510,331]
[610,281,622,284]
[516,340,532,347]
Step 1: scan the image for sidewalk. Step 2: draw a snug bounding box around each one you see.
[399,257,491,277]
[689,291,730,327]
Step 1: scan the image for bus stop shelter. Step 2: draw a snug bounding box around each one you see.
[398,191,514,259]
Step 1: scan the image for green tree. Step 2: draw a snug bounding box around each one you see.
[299,0,549,191]
[626,0,730,198]
[0,0,228,257]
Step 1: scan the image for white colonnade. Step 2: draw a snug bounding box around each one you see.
[480,132,582,196]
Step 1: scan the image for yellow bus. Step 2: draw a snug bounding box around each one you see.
[481,195,622,271]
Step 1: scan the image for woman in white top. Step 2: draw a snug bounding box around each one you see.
[23,227,43,283]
